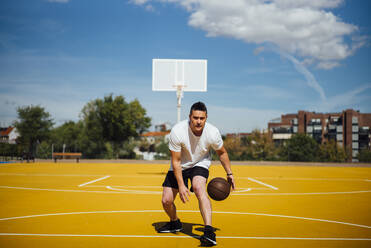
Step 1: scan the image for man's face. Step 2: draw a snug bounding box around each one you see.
[189,110,207,136]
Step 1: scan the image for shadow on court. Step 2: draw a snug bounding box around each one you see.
[152,222,220,247]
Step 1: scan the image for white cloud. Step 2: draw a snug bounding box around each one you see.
[132,0,364,69]
[130,0,369,109]
[130,0,151,5]
[130,0,157,12]
[253,46,265,55]
[145,4,155,12]
[278,49,327,101]
[317,61,341,70]
[188,1,359,65]
[47,0,70,3]
[272,0,344,9]
[315,84,371,112]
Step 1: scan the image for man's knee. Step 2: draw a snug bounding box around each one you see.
[162,196,174,206]
[162,188,175,206]
[192,185,202,196]
[192,181,206,197]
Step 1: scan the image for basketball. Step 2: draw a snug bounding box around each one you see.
[207,177,231,201]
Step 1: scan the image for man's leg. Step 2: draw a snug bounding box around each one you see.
[158,186,182,233]
[192,175,216,245]
[161,186,179,221]
[192,175,212,226]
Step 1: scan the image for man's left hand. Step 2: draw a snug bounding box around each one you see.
[227,174,235,190]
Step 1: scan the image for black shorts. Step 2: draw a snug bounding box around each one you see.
[162,166,209,191]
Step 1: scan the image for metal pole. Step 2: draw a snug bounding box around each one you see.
[177,102,181,123]
[63,144,66,160]
[176,86,183,123]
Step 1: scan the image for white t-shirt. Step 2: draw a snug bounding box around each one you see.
[168,120,223,171]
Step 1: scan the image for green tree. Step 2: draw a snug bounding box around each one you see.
[36,141,51,159]
[118,139,137,159]
[223,136,243,160]
[104,142,114,159]
[358,149,371,162]
[14,105,54,156]
[80,94,151,158]
[0,143,19,160]
[80,100,105,158]
[248,130,279,161]
[319,140,347,162]
[281,133,319,162]
[155,140,171,160]
[223,130,279,161]
[51,121,83,153]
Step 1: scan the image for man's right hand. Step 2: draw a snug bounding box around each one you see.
[178,185,190,203]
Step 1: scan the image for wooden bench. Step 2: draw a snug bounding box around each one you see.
[52,152,82,163]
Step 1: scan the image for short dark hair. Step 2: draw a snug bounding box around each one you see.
[190,101,207,115]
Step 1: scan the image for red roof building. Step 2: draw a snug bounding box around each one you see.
[0,127,19,144]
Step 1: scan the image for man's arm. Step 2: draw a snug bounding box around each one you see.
[216,146,235,190]
[171,150,190,203]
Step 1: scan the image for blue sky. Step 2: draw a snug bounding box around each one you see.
[0,0,370,133]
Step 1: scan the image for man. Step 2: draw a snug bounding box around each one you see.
[158,101,235,246]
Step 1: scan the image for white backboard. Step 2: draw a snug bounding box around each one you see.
[152,59,207,92]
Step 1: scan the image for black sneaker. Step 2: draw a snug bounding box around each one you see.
[200,226,217,246]
[157,219,182,233]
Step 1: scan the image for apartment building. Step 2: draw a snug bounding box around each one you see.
[268,109,371,162]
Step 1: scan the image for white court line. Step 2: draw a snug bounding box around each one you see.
[0,233,369,241]
[232,188,270,193]
[0,185,370,196]
[1,173,369,182]
[86,185,162,189]
[0,173,105,177]
[232,191,371,196]
[0,210,370,229]
[104,185,256,193]
[0,186,123,194]
[248,177,279,190]
[78,176,110,187]
[106,186,162,194]
[241,177,370,182]
[233,188,252,193]
[0,173,164,178]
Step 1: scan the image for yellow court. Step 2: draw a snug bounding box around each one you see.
[0,161,370,248]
